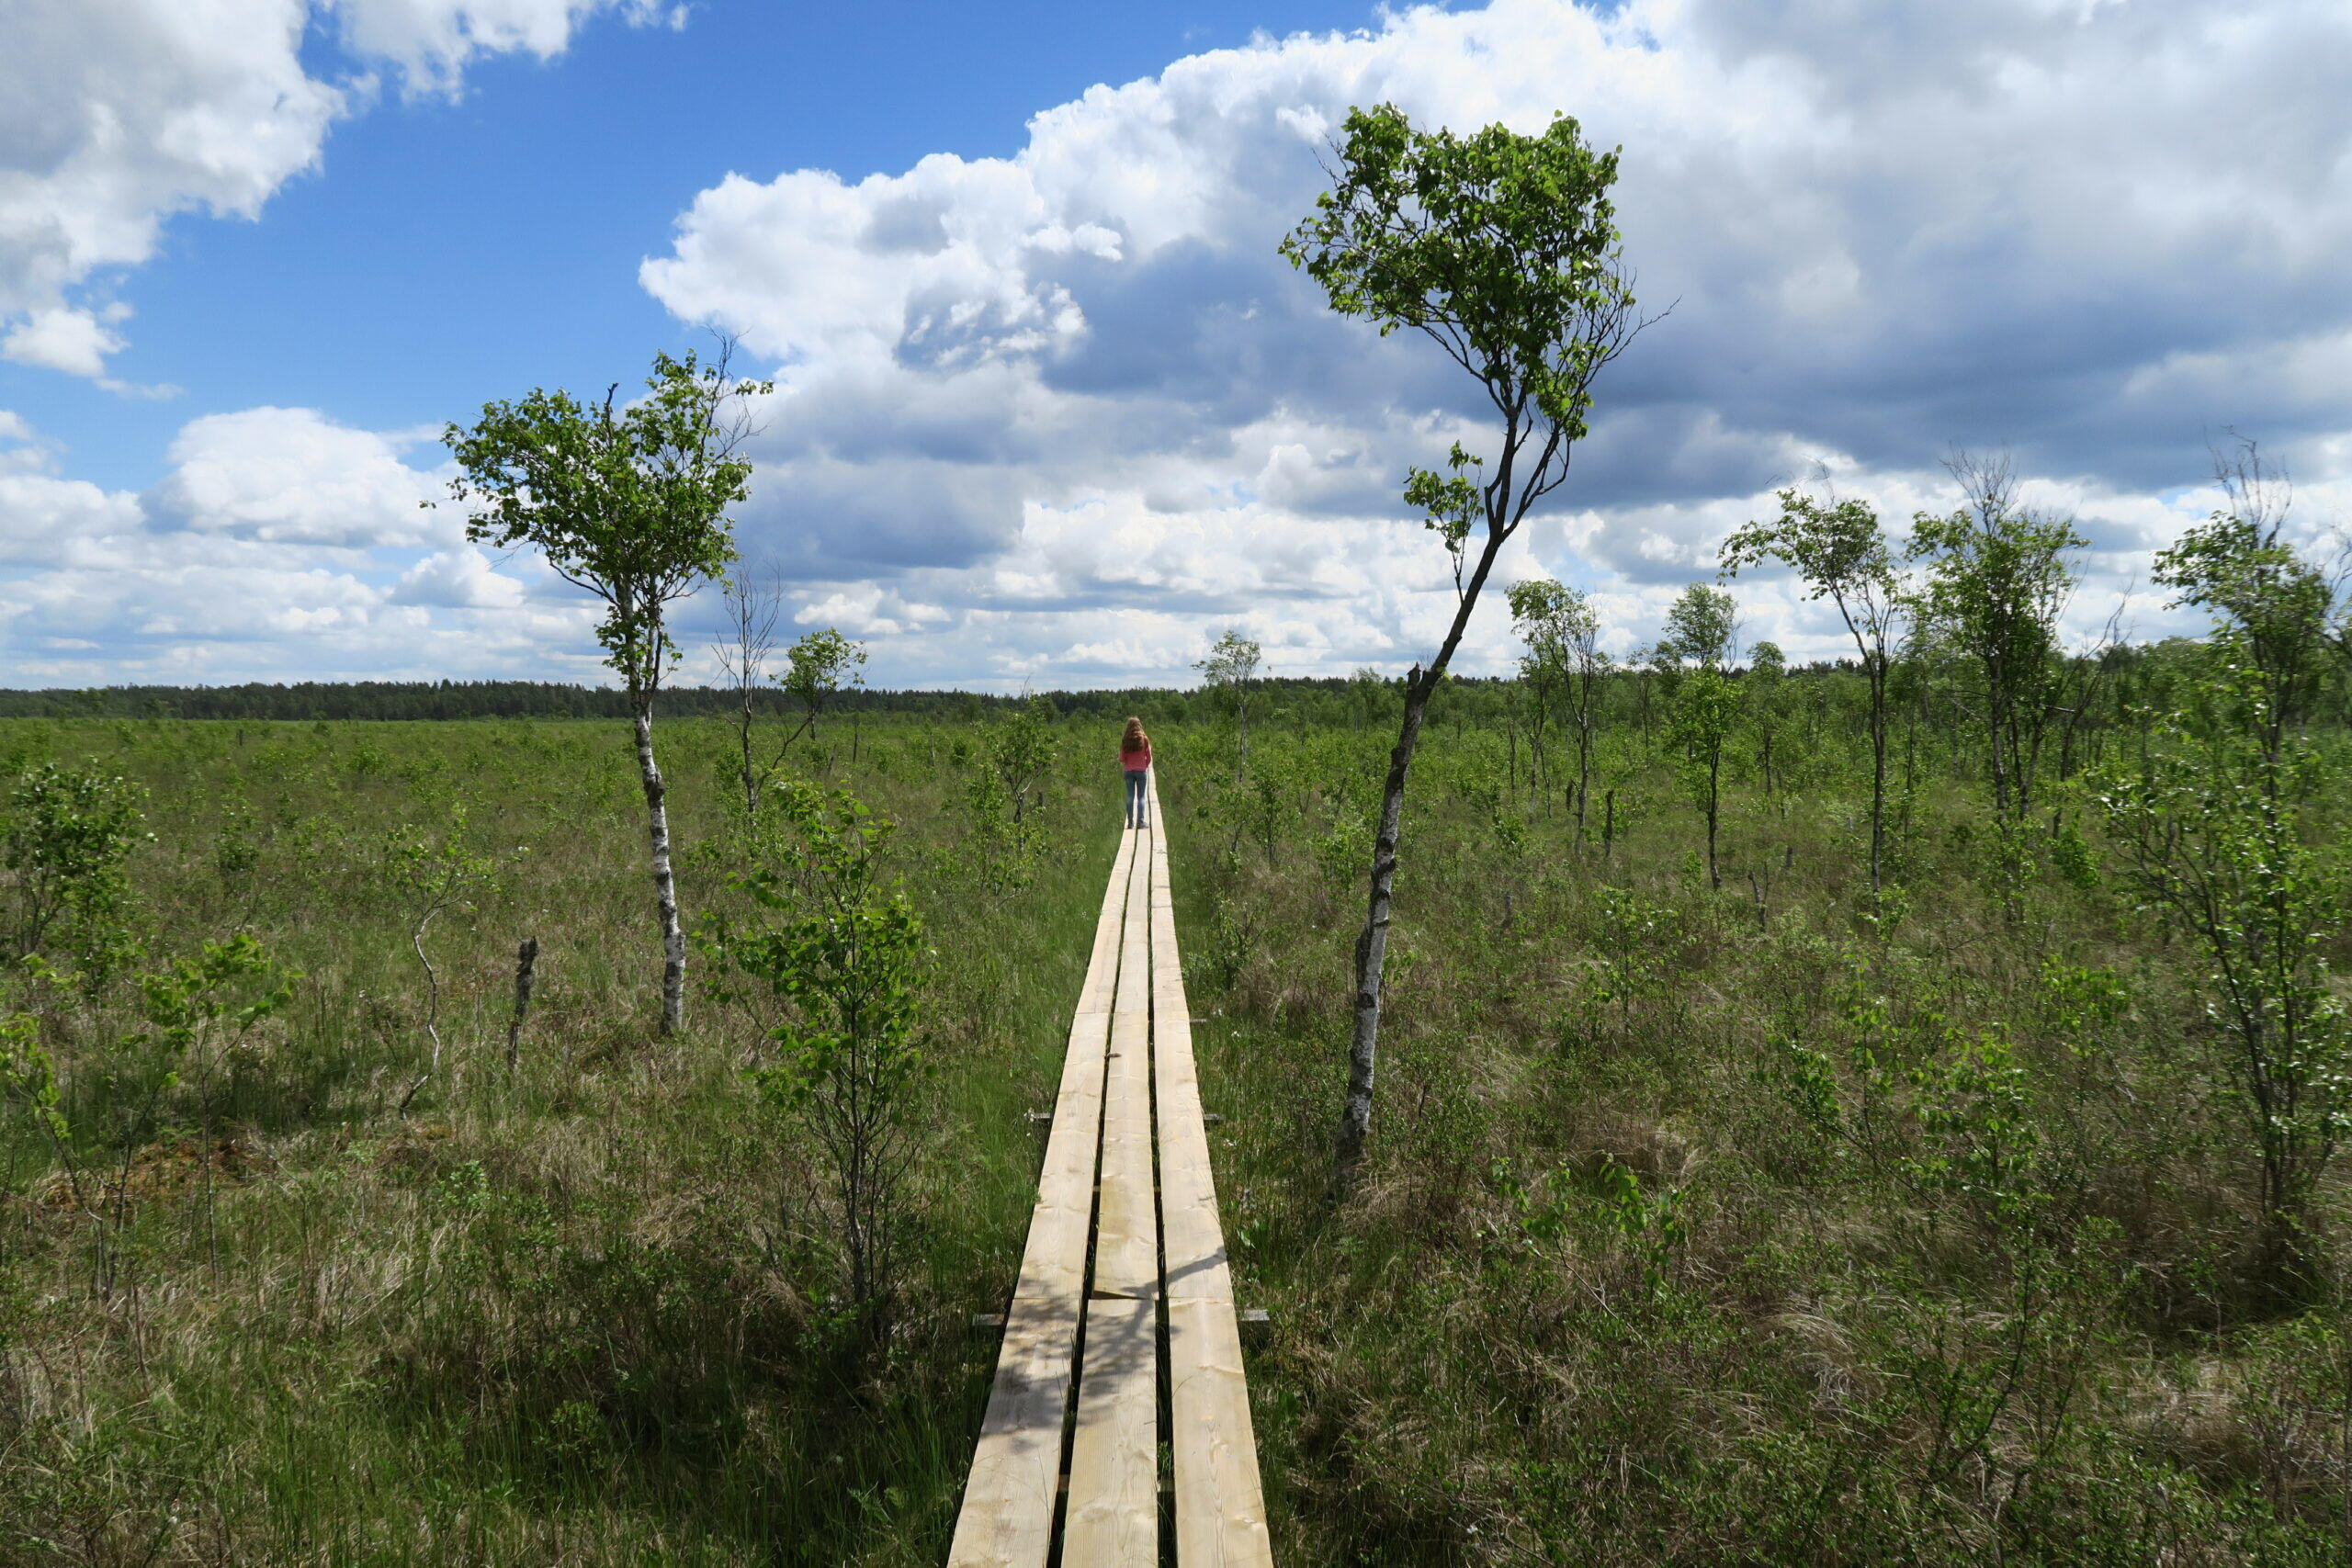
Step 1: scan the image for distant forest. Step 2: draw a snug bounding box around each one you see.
[0,675,1492,723]
[0,679,1171,721]
[0,641,2246,725]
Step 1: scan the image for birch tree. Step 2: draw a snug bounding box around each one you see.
[1282,103,1644,1194]
[1663,584,1741,889]
[1747,639,1787,799]
[445,347,769,1035]
[1908,453,2086,827]
[1196,629,1262,774]
[1509,578,1607,822]
[1723,489,1906,890]
[2096,468,2351,1292]
[714,569,784,819]
[783,626,866,760]
[1663,582,1738,671]
[1507,579,1574,805]
[715,581,867,818]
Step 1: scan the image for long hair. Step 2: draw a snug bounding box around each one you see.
[1122,716,1148,750]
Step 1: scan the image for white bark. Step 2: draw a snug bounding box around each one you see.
[633,702,687,1035]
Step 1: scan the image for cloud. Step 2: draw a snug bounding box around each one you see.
[331,0,690,98]
[0,470,144,568]
[628,0,2352,686]
[145,406,453,547]
[0,404,594,683]
[8,0,2352,688]
[793,585,950,639]
[0,0,675,384]
[1,304,126,378]
[390,546,528,608]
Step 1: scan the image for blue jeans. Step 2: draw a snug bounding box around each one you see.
[1125,769,1148,827]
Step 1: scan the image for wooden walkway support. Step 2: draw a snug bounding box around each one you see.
[949,772,1272,1567]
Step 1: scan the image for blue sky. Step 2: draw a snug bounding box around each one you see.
[6,0,2351,690]
[7,0,1375,492]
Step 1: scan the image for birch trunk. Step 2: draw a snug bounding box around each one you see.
[1867,659,1889,895]
[1332,532,1506,1192]
[1331,671,1433,1192]
[632,698,687,1035]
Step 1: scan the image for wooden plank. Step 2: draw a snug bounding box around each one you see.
[1062,1293,1160,1566]
[1011,827,1136,1306]
[1092,832,1159,1300]
[1146,792,1233,1309]
[1065,826,1162,1561]
[955,775,1275,1568]
[948,829,1136,1568]
[1157,1080,1234,1306]
[947,1293,1082,1568]
[1167,1297,1276,1568]
[1147,773,1275,1568]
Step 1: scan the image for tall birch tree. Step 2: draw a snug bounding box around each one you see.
[445,347,769,1035]
[1509,578,1607,822]
[1282,103,1644,1194]
[1908,453,2086,828]
[1196,629,1263,775]
[1723,490,1906,891]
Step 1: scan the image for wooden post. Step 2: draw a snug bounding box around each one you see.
[1603,789,1616,861]
[505,936,539,1075]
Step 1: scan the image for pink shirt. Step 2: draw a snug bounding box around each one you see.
[1121,740,1151,772]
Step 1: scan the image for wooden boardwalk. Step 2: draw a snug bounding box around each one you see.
[949,772,1272,1567]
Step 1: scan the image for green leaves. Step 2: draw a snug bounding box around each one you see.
[1662,584,1738,671]
[1403,445,1483,591]
[782,626,866,719]
[1194,629,1262,691]
[0,1006,65,1145]
[443,349,772,697]
[382,802,502,915]
[1722,489,1896,607]
[1280,104,1629,434]
[1508,576,1600,708]
[2153,451,2344,743]
[1905,1030,2052,1231]
[716,779,929,1313]
[1905,459,2088,826]
[1505,577,1592,651]
[722,777,925,1094]
[954,694,1058,888]
[130,935,299,1066]
[4,759,150,988]
[2091,657,2351,1277]
[1282,102,1639,583]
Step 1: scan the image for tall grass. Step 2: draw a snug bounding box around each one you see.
[7,703,2352,1564]
[1165,716,2352,1565]
[0,715,1115,1564]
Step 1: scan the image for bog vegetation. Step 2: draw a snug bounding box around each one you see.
[5,439,2352,1563]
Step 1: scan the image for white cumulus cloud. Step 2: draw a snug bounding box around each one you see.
[1,304,127,378]
[637,0,2352,687]
[0,404,612,682]
[0,0,677,383]
[390,545,529,608]
[146,406,454,547]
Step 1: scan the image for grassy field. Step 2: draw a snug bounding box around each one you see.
[3,694,2351,1564]
[1168,713,2352,1565]
[0,714,1117,1564]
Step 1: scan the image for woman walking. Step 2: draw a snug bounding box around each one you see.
[1120,716,1152,829]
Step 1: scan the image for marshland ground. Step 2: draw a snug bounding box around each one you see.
[4,661,2352,1565]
